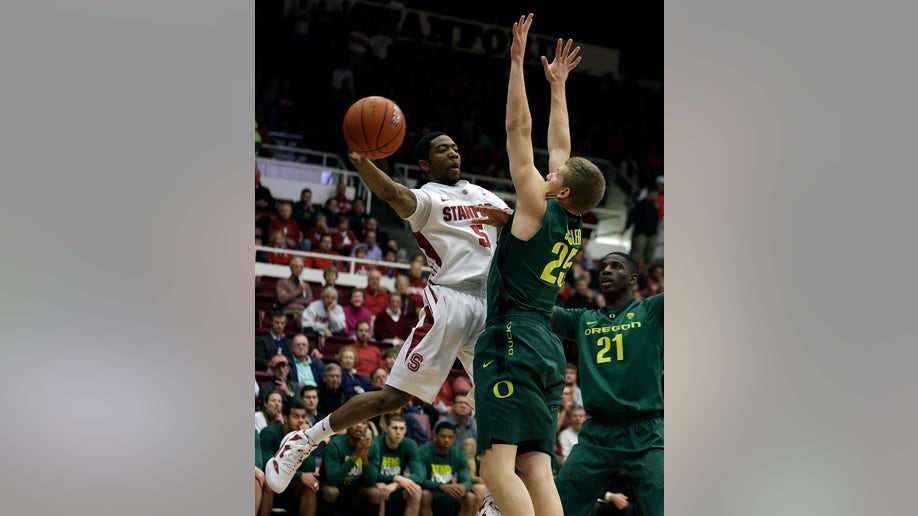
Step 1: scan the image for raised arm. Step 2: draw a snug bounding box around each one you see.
[542,37,581,175]
[348,151,418,219]
[505,13,547,240]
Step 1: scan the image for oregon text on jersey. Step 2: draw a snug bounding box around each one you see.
[583,321,643,336]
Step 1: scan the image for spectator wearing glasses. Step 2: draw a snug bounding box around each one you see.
[368,367,388,392]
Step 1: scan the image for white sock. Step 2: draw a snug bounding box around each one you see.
[305,415,336,442]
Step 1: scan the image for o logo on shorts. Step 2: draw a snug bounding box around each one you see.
[492,380,514,399]
[407,353,423,372]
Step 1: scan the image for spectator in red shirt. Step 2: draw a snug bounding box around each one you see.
[330,215,359,256]
[332,181,354,214]
[351,320,384,378]
[404,260,427,308]
[266,230,293,266]
[361,269,389,316]
[393,276,419,321]
[267,202,305,250]
[305,213,330,250]
[373,292,416,347]
[304,234,341,271]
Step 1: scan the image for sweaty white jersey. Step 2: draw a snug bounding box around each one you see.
[405,180,509,290]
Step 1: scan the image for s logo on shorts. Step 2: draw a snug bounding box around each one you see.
[407,353,424,371]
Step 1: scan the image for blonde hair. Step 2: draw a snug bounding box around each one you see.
[269,230,285,248]
[562,157,606,214]
[336,345,357,364]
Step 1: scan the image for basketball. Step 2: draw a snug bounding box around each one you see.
[342,96,407,160]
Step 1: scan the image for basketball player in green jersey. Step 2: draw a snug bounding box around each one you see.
[473,13,606,516]
[552,252,664,516]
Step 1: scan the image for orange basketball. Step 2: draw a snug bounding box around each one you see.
[342,96,407,160]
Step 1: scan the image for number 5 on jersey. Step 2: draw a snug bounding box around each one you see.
[470,224,491,248]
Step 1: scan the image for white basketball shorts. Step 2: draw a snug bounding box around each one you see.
[386,282,487,406]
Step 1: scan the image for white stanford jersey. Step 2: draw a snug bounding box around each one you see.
[405,180,509,290]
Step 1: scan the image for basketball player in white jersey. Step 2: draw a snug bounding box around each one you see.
[265,131,510,493]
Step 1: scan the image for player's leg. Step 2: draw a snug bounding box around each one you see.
[358,486,382,515]
[320,485,339,504]
[294,480,318,516]
[420,489,434,516]
[628,447,663,516]
[458,488,478,516]
[266,387,410,493]
[267,288,472,493]
[475,317,562,516]
[515,450,561,516]
[555,438,618,516]
[401,486,420,516]
[610,415,663,516]
[452,288,488,410]
[258,482,273,516]
[430,490,462,516]
[480,444,533,516]
[255,468,265,515]
[471,482,487,511]
[324,386,413,438]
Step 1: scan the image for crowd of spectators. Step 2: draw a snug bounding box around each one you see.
[255,3,661,514]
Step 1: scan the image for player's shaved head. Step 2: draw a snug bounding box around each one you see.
[603,252,639,275]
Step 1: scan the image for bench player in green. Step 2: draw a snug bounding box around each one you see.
[552,252,664,516]
[473,13,606,516]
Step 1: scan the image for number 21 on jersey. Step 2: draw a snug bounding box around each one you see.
[596,334,624,363]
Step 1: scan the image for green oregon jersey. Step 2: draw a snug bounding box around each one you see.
[552,293,664,415]
[373,433,423,483]
[487,200,582,323]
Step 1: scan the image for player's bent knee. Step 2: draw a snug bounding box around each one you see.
[379,386,412,411]
[362,487,382,504]
[321,486,339,503]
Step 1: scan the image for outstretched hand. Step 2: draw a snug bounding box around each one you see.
[542,37,582,84]
[510,13,533,62]
[471,205,513,228]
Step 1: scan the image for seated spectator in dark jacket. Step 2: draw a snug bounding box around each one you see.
[292,187,322,234]
[336,345,371,396]
[317,363,350,416]
[256,312,293,372]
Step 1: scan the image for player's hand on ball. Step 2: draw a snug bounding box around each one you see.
[348,150,368,164]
